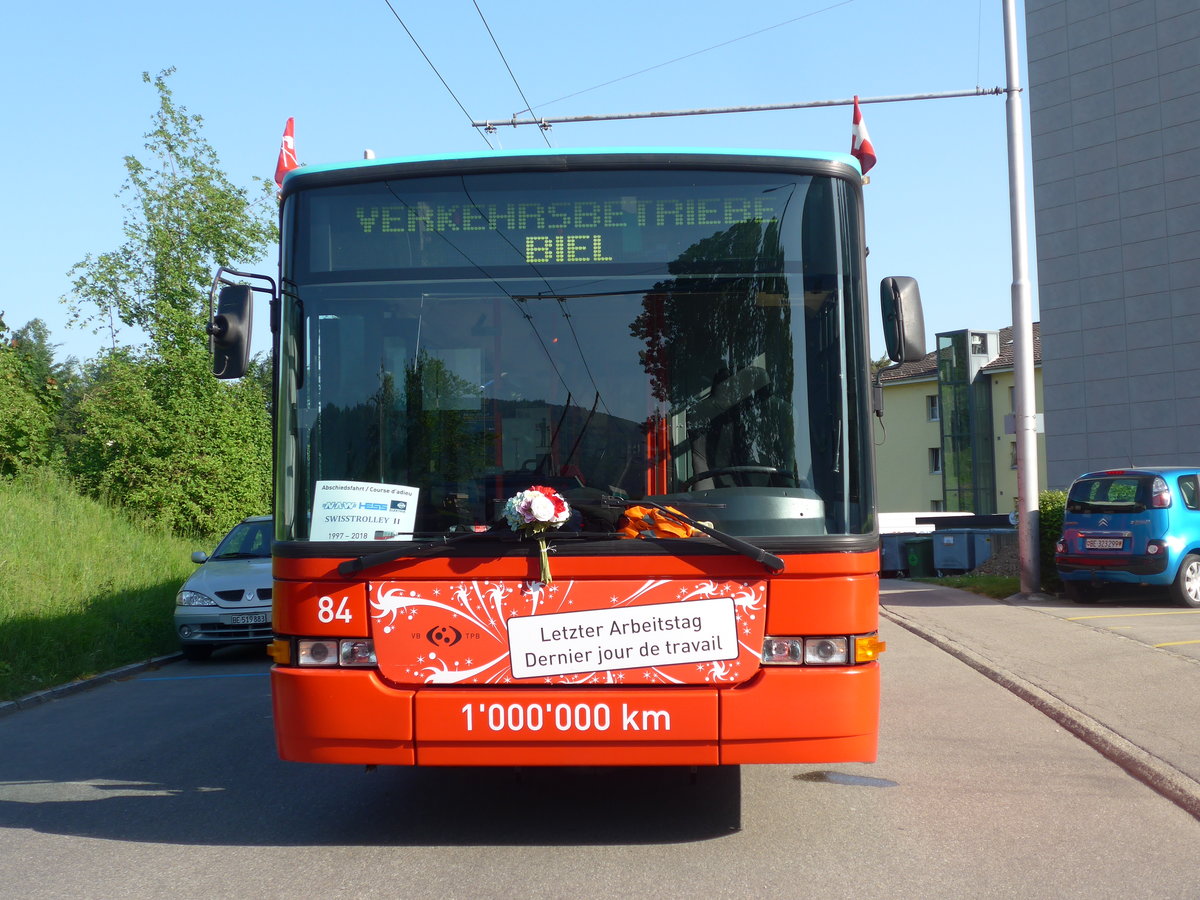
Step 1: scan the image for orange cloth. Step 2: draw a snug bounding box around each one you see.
[617,506,699,539]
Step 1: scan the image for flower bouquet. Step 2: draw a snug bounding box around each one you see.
[503,485,571,584]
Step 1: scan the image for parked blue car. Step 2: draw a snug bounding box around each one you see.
[1056,468,1200,607]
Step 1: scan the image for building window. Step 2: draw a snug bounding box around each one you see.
[1010,441,1018,469]
[931,499,943,512]
[926,394,940,421]
[929,447,942,474]
[971,332,988,355]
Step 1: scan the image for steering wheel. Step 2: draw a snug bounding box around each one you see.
[681,466,789,491]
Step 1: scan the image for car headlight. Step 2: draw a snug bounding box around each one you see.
[176,590,218,607]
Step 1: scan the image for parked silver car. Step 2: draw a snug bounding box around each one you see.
[174,515,273,660]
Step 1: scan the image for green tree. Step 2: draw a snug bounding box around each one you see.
[67,69,276,350]
[68,350,270,535]
[241,352,276,423]
[1039,489,1067,592]
[8,319,74,400]
[62,69,276,535]
[0,318,56,477]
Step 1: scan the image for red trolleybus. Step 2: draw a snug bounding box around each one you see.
[209,147,924,767]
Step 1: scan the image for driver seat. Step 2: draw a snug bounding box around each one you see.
[682,364,787,491]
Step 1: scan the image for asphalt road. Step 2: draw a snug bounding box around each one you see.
[2,591,1199,899]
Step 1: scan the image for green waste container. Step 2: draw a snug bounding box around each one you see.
[903,536,934,578]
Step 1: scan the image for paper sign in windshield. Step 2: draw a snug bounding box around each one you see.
[508,597,737,679]
[310,480,419,541]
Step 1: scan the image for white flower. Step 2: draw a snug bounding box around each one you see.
[527,492,556,522]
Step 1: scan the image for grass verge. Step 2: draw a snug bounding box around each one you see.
[0,469,207,702]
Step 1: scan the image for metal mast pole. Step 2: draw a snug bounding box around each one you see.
[1003,0,1040,594]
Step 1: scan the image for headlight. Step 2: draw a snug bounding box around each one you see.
[294,639,377,667]
[176,590,217,607]
[762,638,803,663]
[804,637,849,665]
[298,640,339,666]
[339,640,377,667]
[761,633,885,666]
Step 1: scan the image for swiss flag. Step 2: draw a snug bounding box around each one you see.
[850,96,877,175]
[274,117,298,188]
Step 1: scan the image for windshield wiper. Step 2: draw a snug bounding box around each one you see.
[604,498,785,573]
[337,531,515,576]
[336,530,625,576]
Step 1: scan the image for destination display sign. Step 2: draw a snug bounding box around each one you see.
[302,175,802,272]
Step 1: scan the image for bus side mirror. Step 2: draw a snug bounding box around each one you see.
[209,284,253,379]
[880,276,926,363]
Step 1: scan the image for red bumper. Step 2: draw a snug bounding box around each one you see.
[270,663,879,766]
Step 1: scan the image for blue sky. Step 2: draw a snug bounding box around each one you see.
[1,0,1034,364]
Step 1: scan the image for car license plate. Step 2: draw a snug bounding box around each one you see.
[230,613,269,625]
[1084,537,1123,549]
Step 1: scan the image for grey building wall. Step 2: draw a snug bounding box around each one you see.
[1025,0,1200,489]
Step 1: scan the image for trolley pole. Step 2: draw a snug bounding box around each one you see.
[473,89,1005,132]
[1003,0,1040,595]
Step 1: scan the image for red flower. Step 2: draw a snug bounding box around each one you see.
[529,485,568,518]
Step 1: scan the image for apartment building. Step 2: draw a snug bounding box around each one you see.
[874,324,1046,514]
[1025,0,1200,487]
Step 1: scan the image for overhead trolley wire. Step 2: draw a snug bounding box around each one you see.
[382,0,495,148]
[376,180,579,404]
[471,0,553,148]
[461,182,612,415]
[511,0,856,117]
[976,0,986,87]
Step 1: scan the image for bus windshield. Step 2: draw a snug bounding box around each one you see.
[277,163,872,542]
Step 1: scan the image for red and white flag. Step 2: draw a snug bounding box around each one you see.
[850,96,876,175]
[274,117,298,188]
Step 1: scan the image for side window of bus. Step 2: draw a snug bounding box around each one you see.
[1179,476,1199,510]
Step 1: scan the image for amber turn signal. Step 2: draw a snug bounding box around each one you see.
[268,639,291,664]
[854,635,887,662]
